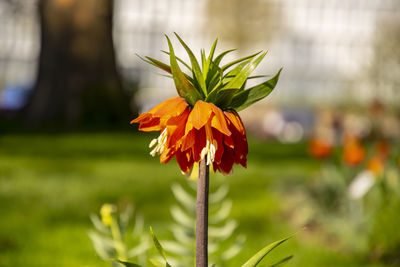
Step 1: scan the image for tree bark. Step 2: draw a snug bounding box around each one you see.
[196,158,209,267]
[25,0,132,127]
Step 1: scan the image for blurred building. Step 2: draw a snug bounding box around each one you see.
[1,0,399,110]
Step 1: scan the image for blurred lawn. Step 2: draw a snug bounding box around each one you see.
[0,133,384,266]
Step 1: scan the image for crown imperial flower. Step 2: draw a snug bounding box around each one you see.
[132,34,281,175]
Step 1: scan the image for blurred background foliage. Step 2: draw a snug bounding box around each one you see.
[0,0,399,266]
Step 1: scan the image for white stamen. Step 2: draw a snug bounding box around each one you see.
[149,139,157,148]
[149,129,168,157]
[201,140,217,165]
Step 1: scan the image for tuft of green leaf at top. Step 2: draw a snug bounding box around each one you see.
[229,68,282,111]
[203,38,218,81]
[174,33,208,97]
[166,35,202,106]
[221,51,267,91]
[138,34,281,111]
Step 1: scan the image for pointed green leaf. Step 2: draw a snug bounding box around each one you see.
[201,49,206,70]
[110,259,142,267]
[229,68,282,111]
[150,227,171,267]
[136,54,171,74]
[247,75,270,79]
[270,255,294,267]
[208,38,218,62]
[221,51,262,71]
[222,51,267,91]
[206,49,236,86]
[161,50,192,71]
[214,88,238,108]
[203,38,218,80]
[222,59,252,84]
[149,259,165,267]
[89,214,110,234]
[241,232,294,267]
[159,74,174,79]
[206,61,224,93]
[213,49,236,66]
[171,183,196,213]
[166,35,202,105]
[174,33,207,96]
[141,55,195,84]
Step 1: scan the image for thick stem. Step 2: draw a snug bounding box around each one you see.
[196,158,209,267]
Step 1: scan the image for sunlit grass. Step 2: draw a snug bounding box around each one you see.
[0,133,384,266]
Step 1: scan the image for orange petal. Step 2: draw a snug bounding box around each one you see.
[166,108,190,126]
[181,129,196,151]
[131,112,152,124]
[147,97,183,115]
[224,135,234,148]
[192,129,206,162]
[176,150,194,173]
[214,147,234,174]
[186,101,213,133]
[210,104,231,136]
[138,117,162,132]
[212,128,224,164]
[155,97,188,122]
[224,111,245,135]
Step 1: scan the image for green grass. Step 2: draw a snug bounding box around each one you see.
[0,133,384,266]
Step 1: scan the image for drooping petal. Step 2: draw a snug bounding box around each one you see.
[212,128,224,164]
[181,129,196,151]
[185,100,213,133]
[224,111,245,134]
[154,97,188,124]
[210,104,231,136]
[150,97,187,117]
[132,96,249,175]
[131,97,188,132]
[130,112,151,124]
[176,149,194,174]
[137,117,162,132]
[214,147,235,174]
[224,111,248,167]
[191,128,206,162]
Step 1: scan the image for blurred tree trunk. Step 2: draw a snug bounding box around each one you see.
[25,0,132,127]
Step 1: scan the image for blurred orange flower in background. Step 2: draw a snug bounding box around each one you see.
[342,138,365,166]
[131,97,248,175]
[366,156,384,175]
[309,139,333,159]
[375,140,391,159]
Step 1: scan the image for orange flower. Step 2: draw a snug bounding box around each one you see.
[343,140,365,166]
[132,35,280,176]
[375,140,391,159]
[309,139,333,159]
[366,156,384,175]
[131,97,248,175]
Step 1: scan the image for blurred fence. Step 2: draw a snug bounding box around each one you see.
[0,0,39,88]
[0,0,399,109]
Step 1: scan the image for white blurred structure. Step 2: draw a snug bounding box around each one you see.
[0,0,39,87]
[0,0,399,108]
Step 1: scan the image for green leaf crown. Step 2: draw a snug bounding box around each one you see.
[138,33,282,111]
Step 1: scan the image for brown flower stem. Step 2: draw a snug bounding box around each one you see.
[196,158,209,267]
